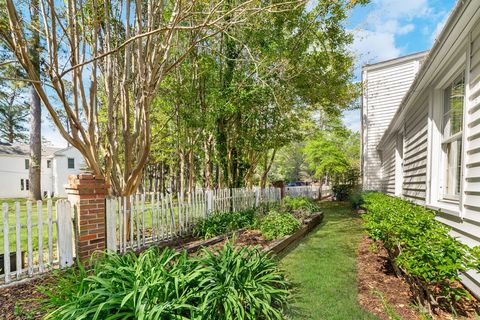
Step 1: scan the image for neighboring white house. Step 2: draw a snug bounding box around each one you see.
[362,0,480,295]
[361,51,428,191]
[0,143,86,198]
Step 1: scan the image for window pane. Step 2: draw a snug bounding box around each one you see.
[444,138,462,197]
[68,158,75,169]
[443,76,464,138]
[25,159,29,170]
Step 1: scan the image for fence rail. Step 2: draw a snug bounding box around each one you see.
[106,187,281,253]
[0,200,73,286]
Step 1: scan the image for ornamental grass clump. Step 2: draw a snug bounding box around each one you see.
[41,242,290,320]
[363,192,477,314]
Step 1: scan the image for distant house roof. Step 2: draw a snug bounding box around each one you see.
[0,143,64,157]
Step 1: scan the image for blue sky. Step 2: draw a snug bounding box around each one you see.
[343,0,457,132]
[44,0,458,146]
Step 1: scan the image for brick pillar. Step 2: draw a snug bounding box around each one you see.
[65,174,108,262]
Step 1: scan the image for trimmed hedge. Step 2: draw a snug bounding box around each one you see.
[362,192,478,312]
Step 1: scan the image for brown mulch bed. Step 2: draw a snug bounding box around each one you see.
[0,276,51,320]
[206,229,272,252]
[357,235,480,320]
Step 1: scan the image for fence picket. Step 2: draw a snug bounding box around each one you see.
[15,202,21,279]
[56,200,73,268]
[106,198,117,251]
[47,199,53,266]
[37,200,44,273]
[3,203,10,283]
[26,201,33,277]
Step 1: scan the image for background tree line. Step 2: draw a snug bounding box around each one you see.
[0,0,367,197]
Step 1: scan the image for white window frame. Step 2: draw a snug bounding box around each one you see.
[440,73,465,201]
[428,54,467,215]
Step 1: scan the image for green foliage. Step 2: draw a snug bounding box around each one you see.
[196,244,289,319]
[363,192,476,310]
[192,209,256,239]
[349,192,364,209]
[303,124,360,185]
[259,210,300,241]
[332,184,353,201]
[282,196,320,215]
[41,243,290,320]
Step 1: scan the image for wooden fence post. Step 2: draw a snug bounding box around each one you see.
[65,174,108,263]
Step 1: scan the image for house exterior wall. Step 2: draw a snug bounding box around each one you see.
[0,147,86,198]
[53,148,86,197]
[366,0,480,296]
[361,53,426,191]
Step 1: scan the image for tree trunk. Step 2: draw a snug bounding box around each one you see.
[260,150,276,190]
[29,0,42,200]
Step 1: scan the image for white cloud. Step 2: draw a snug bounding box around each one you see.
[372,0,430,18]
[351,29,401,64]
[430,12,449,43]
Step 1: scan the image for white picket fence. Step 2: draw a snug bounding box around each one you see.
[0,185,323,286]
[106,187,281,253]
[285,185,331,199]
[1,199,74,286]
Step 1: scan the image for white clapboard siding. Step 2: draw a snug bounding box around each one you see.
[362,53,426,191]
[380,137,396,195]
[464,24,480,219]
[402,100,429,203]
[1,199,74,286]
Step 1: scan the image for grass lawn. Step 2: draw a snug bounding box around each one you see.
[0,198,63,256]
[281,200,378,320]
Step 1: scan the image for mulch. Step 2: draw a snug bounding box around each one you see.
[357,235,480,319]
[0,276,50,320]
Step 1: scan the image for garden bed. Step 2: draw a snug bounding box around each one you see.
[205,213,324,254]
[358,235,480,320]
[0,198,324,319]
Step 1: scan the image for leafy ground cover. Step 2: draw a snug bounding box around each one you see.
[363,193,479,315]
[280,201,378,320]
[192,197,320,241]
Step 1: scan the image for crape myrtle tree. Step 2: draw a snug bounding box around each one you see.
[0,0,305,196]
[144,0,368,193]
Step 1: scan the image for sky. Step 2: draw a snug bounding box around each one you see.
[343,0,457,132]
[42,0,458,146]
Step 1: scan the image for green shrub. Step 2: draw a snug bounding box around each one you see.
[363,192,475,311]
[282,196,320,215]
[193,209,256,239]
[332,184,353,201]
[41,243,290,320]
[196,244,289,319]
[259,210,300,240]
[349,192,364,209]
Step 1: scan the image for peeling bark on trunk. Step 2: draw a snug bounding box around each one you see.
[29,0,41,201]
